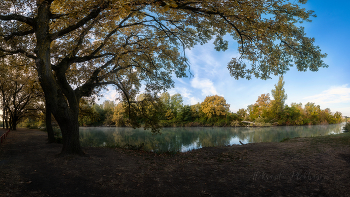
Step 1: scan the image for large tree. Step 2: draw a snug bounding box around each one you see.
[0,58,43,130]
[0,0,327,155]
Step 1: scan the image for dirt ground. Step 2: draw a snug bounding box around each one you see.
[0,128,349,197]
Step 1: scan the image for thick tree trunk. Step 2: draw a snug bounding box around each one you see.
[11,116,17,130]
[35,1,84,155]
[43,91,84,155]
[45,100,55,143]
[53,103,84,155]
[58,115,84,155]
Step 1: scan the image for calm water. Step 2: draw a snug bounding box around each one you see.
[79,122,347,153]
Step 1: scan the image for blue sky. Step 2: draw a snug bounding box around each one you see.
[101,0,350,116]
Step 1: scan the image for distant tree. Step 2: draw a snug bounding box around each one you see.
[282,104,303,125]
[112,103,127,127]
[160,92,171,120]
[191,102,202,120]
[177,105,192,122]
[78,98,99,126]
[160,92,171,108]
[303,102,320,124]
[201,95,230,119]
[247,104,258,121]
[333,111,343,124]
[130,93,165,132]
[170,93,183,120]
[270,76,288,120]
[236,108,248,121]
[319,108,333,124]
[251,93,271,121]
[102,100,115,125]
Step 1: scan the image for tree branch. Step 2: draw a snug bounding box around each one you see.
[0,47,36,59]
[50,7,104,40]
[0,14,34,26]
[75,56,117,98]
[4,29,35,41]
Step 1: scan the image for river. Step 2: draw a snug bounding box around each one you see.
[79,122,347,153]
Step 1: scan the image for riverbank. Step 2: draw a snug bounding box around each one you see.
[1,128,350,196]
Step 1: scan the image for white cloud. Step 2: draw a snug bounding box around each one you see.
[303,84,350,105]
[190,97,201,105]
[169,87,191,98]
[186,46,221,77]
[190,77,218,96]
[104,91,119,101]
[169,87,201,105]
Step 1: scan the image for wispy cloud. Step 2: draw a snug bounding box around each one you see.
[169,87,191,98]
[190,97,201,105]
[169,87,201,105]
[190,77,218,96]
[303,84,350,104]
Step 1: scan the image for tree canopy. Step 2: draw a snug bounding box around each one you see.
[0,57,43,130]
[201,95,230,119]
[0,0,328,155]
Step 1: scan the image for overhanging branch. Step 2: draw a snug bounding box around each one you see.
[0,14,34,26]
[0,47,36,59]
[4,29,35,41]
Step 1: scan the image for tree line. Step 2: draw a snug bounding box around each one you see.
[2,74,343,136]
[72,76,343,128]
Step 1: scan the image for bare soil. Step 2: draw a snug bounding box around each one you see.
[0,128,349,197]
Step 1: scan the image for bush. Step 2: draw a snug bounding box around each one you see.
[344,122,350,132]
[18,118,44,129]
[185,122,200,127]
[230,120,240,127]
[214,119,226,127]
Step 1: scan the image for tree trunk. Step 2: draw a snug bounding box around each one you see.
[54,106,84,155]
[9,116,12,130]
[2,102,4,129]
[11,115,17,130]
[45,100,55,143]
[5,109,8,129]
[35,1,84,155]
[60,119,83,155]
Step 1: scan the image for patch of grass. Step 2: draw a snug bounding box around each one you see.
[309,132,350,146]
[280,137,290,142]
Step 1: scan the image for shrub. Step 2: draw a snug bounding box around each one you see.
[231,120,240,127]
[344,122,350,132]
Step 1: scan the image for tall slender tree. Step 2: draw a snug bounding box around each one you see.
[270,76,288,120]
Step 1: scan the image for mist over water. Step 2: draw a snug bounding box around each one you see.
[79,123,346,153]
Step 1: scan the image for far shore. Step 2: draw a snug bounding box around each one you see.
[78,121,347,128]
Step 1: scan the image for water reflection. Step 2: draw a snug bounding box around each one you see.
[79,123,346,153]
